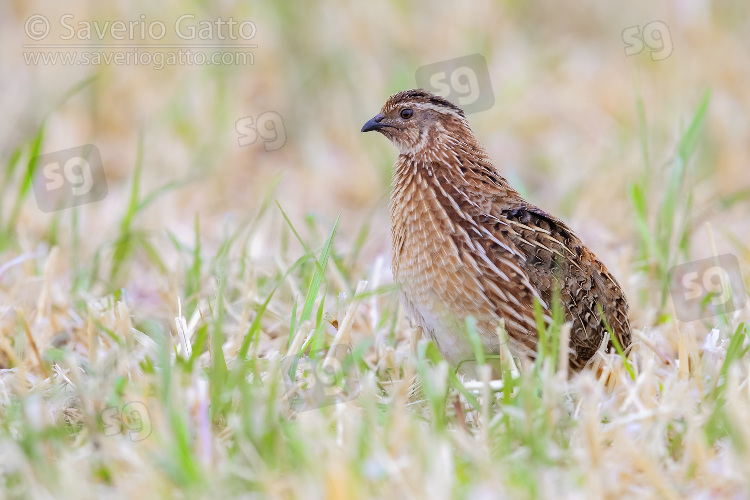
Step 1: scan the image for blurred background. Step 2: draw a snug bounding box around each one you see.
[1,0,749,334]
[2,1,750,497]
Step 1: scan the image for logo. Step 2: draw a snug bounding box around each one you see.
[622,21,673,61]
[281,345,360,412]
[669,254,747,321]
[236,111,286,151]
[31,144,107,212]
[101,401,152,442]
[415,54,494,114]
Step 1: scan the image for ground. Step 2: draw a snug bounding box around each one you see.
[1,1,750,498]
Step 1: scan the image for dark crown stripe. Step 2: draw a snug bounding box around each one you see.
[387,89,466,118]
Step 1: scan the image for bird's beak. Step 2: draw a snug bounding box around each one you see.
[361,113,389,133]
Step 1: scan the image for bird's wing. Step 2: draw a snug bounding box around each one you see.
[427,160,629,367]
[430,181,548,359]
[483,200,630,367]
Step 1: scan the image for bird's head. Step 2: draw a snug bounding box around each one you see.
[361,89,471,156]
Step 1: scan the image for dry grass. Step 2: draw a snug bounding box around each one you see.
[1,0,750,498]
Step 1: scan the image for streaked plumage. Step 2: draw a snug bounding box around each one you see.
[362,89,630,372]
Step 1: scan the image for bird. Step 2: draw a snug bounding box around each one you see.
[361,89,630,374]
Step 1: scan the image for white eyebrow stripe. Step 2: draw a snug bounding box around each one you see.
[412,102,467,121]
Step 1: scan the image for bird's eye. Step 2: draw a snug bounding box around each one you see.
[400,108,414,119]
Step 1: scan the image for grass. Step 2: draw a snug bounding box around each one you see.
[3,2,750,498]
[1,163,748,497]
[630,89,711,314]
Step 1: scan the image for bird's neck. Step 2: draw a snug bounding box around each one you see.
[391,136,512,201]
[388,140,514,275]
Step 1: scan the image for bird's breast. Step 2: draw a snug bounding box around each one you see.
[390,166,492,317]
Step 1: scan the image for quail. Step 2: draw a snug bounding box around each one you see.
[361,89,630,373]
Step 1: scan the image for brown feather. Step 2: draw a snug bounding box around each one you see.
[365,89,631,373]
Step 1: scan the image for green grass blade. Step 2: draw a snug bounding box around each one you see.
[292,210,340,327]
[8,124,45,231]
